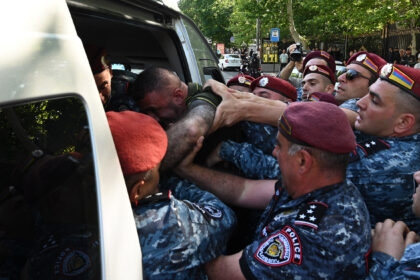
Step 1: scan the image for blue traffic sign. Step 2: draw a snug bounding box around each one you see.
[271,28,279,42]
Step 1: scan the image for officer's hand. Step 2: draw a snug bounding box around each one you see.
[372,219,411,260]
[174,136,204,177]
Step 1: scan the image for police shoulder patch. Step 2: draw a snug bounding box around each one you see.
[56,248,91,277]
[294,201,328,230]
[190,202,223,219]
[255,226,302,266]
[356,138,390,157]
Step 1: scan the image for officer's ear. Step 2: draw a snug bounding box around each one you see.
[393,113,415,135]
[297,149,313,175]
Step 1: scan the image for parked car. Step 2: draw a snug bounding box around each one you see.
[0,0,224,279]
[219,54,241,71]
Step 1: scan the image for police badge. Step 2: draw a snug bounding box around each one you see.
[259,77,269,87]
[356,54,367,62]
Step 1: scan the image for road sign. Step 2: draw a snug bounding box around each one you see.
[270,28,279,42]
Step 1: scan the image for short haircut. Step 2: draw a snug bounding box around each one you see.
[288,143,349,178]
[394,88,420,131]
[130,67,178,101]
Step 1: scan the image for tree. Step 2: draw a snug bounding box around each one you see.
[179,0,235,46]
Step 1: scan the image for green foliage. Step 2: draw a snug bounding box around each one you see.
[180,0,419,49]
[179,0,235,45]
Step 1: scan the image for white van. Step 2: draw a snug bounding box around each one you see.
[0,0,223,279]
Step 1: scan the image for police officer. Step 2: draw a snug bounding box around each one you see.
[301,64,335,101]
[346,64,420,232]
[336,51,386,110]
[106,111,236,279]
[226,74,255,92]
[176,102,371,278]
[279,49,336,101]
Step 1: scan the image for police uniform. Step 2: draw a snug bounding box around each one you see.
[368,243,420,279]
[134,176,236,280]
[240,180,372,279]
[219,140,279,179]
[339,98,359,112]
[347,130,420,232]
[347,64,420,233]
[240,121,278,155]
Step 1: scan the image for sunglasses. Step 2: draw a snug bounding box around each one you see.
[343,69,372,81]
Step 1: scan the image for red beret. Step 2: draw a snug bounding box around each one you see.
[347,51,386,78]
[308,92,338,105]
[302,51,336,73]
[380,63,420,101]
[84,44,110,75]
[278,102,355,153]
[227,75,255,88]
[303,64,336,84]
[250,75,297,101]
[106,111,167,176]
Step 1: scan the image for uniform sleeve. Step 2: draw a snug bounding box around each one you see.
[367,252,402,280]
[219,140,279,179]
[339,98,359,112]
[164,176,237,263]
[239,121,277,154]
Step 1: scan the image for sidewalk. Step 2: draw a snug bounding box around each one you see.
[261,63,281,76]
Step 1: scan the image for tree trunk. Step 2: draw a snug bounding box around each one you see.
[286,0,308,50]
[410,18,417,55]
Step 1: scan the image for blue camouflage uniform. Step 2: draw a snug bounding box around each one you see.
[133,176,236,280]
[240,121,277,155]
[339,98,359,112]
[219,140,279,179]
[347,131,420,232]
[368,242,420,279]
[240,180,371,279]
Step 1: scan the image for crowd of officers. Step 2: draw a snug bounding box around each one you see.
[86,43,420,279]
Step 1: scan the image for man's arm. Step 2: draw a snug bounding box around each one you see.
[161,102,214,172]
[175,136,276,209]
[205,251,245,280]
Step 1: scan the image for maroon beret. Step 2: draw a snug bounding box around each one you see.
[303,64,336,84]
[308,92,338,105]
[278,102,355,153]
[227,75,255,88]
[84,44,110,75]
[302,51,336,73]
[250,75,297,101]
[380,63,420,101]
[106,111,167,176]
[347,51,386,78]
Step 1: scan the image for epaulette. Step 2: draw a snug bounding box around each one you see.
[294,201,328,230]
[139,190,171,206]
[351,138,390,162]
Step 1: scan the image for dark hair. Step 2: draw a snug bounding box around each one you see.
[129,67,175,102]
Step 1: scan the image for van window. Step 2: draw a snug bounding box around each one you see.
[0,97,101,279]
[182,18,224,83]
